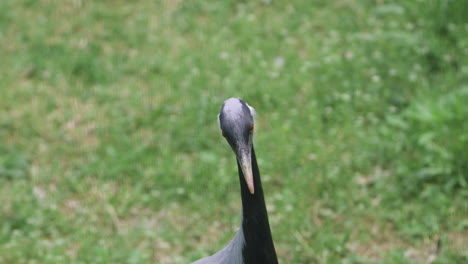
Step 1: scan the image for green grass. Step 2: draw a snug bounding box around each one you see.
[0,0,467,263]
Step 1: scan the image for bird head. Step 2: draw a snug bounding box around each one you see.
[218,98,256,194]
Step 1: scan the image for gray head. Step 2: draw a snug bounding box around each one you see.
[218,98,256,194]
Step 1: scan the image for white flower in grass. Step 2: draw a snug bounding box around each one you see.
[219,51,229,60]
[274,56,285,68]
[371,75,381,82]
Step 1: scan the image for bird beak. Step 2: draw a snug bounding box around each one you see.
[237,148,255,194]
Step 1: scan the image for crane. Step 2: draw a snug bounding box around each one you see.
[192,98,278,264]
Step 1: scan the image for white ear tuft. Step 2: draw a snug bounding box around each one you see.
[246,103,256,119]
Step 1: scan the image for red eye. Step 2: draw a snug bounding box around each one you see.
[249,124,254,134]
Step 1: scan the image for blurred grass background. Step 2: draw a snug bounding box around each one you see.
[0,0,467,263]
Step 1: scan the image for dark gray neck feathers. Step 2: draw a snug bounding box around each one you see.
[238,147,278,264]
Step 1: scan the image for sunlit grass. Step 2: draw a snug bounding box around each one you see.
[0,0,467,263]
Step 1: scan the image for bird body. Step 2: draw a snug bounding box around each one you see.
[192,98,278,264]
[192,227,244,264]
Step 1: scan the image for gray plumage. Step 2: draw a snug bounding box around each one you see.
[192,225,245,264]
[192,98,278,264]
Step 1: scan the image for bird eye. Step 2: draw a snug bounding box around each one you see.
[249,124,254,134]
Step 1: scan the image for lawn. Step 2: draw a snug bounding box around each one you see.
[0,0,467,263]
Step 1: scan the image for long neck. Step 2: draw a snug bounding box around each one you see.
[237,147,278,264]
